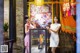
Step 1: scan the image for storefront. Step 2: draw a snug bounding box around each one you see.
[24,0,76,53]
[1,0,80,53]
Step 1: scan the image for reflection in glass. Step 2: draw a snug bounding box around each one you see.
[30,29,46,53]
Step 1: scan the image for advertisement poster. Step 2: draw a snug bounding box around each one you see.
[30,29,47,53]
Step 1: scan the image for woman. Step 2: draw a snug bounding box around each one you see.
[24,19,36,53]
[46,17,61,53]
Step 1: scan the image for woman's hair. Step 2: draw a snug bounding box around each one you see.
[25,19,31,24]
[54,16,57,19]
[53,16,60,23]
[24,15,29,24]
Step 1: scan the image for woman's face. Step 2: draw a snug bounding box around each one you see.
[26,19,30,24]
[54,17,58,23]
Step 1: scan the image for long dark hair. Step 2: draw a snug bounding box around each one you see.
[53,16,60,23]
[24,15,28,24]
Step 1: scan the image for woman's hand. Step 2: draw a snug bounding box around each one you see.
[46,26,51,33]
[46,26,57,33]
[46,26,49,30]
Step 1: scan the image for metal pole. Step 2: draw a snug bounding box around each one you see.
[9,0,16,53]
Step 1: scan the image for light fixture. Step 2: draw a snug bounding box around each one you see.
[34,0,44,6]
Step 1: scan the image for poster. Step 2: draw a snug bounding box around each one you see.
[29,29,47,53]
[30,4,52,28]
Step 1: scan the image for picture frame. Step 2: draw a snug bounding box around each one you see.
[29,29,47,53]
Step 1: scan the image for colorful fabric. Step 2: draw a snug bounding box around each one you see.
[60,3,76,34]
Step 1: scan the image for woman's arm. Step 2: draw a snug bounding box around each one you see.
[49,26,61,33]
[30,23,36,29]
[25,24,29,33]
[46,24,61,33]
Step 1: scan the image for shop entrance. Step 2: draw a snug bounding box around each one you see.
[24,0,76,53]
